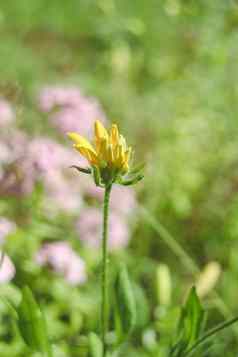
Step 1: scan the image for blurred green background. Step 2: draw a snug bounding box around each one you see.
[0,0,238,356]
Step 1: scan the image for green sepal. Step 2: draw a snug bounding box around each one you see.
[118,173,144,186]
[129,162,145,175]
[92,166,103,187]
[16,286,53,356]
[70,165,92,174]
[88,332,103,357]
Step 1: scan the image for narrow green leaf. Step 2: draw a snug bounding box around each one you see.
[1,297,18,321]
[114,264,136,341]
[173,287,205,355]
[184,287,205,345]
[16,286,52,356]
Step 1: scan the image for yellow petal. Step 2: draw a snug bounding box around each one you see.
[119,135,127,150]
[124,147,132,164]
[95,120,108,141]
[116,144,125,167]
[67,132,95,152]
[108,144,114,165]
[110,124,119,146]
[75,145,98,165]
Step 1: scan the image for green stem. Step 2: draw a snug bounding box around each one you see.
[184,316,238,356]
[101,183,112,357]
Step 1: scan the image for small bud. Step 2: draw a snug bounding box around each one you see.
[195,261,221,298]
[156,264,172,306]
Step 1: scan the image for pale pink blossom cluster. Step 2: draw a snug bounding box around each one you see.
[0,132,83,212]
[35,242,87,285]
[38,85,107,136]
[22,137,83,212]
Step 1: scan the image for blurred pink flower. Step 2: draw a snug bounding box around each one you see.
[0,217,16,244]
[0,130,32,196]
[0,98,14,127]
[0,142,12,164]
[38,85,107,136]
[0,135,83,213]
[38,86,83,112]
[0,130,28,165]
[26,137,69,173]
[35,242,87,285]
[84,184,137,216]
[25,138,83,212]
[76,208,129,251]
[0,253,16,283]
[43,171,82,213]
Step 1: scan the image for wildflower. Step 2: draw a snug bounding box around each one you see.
[68,120,143,186]
[67,119,143,355]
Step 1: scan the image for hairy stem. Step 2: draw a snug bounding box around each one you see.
[101,183,112,357]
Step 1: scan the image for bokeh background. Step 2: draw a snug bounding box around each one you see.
[0,1,238,356]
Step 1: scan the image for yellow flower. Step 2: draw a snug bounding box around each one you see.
[67,120,132,174]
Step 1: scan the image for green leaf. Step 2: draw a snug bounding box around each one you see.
[114,264,137,342]
[1,297,18,321]
[133,283,150,329]
[88,332,103,357]
[16,286,52,357]
[174,287,205,355]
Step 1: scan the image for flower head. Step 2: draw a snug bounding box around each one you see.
[68,120,131,171]
[67,120,142,186]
